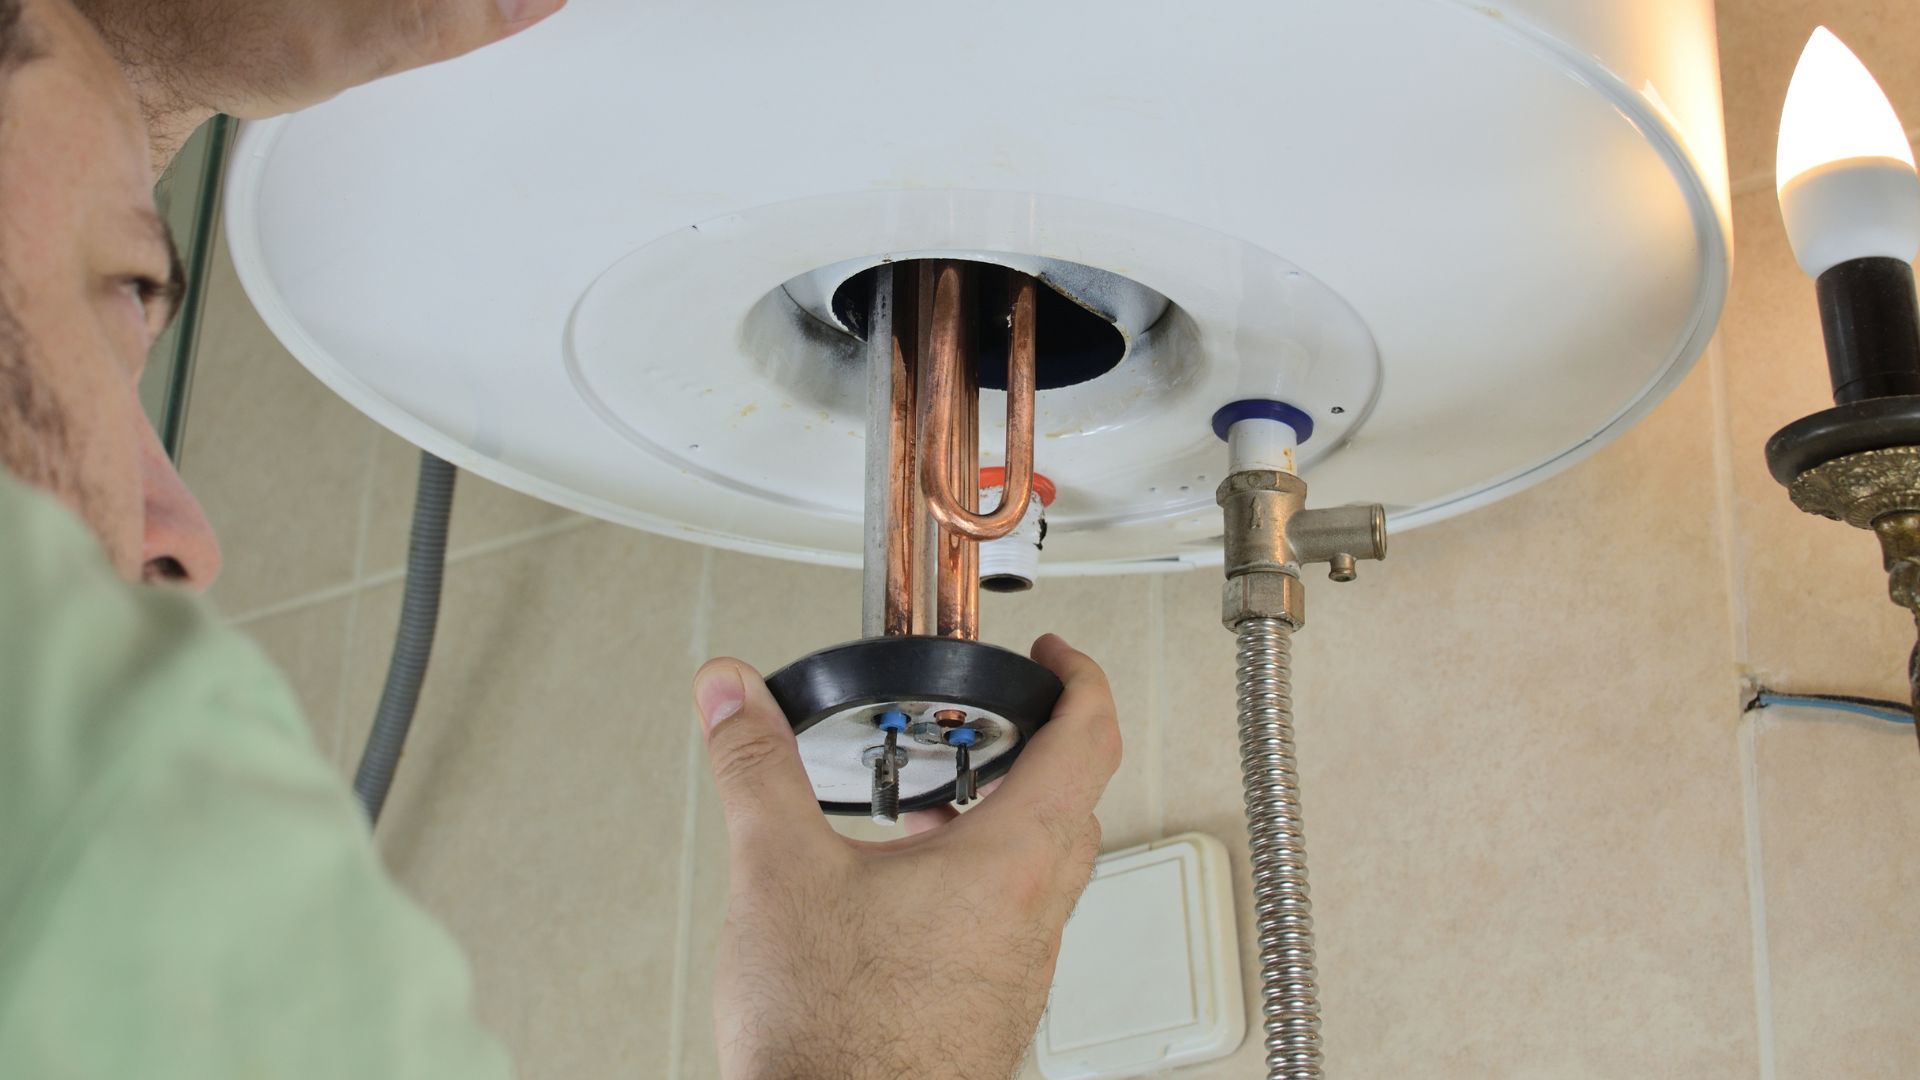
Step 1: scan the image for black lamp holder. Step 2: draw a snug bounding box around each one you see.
[1764,255,1920,741]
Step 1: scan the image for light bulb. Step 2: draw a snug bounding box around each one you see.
[1775,27,1920,279]
[1777,27,1914,188]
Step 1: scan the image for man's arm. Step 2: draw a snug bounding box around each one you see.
[73,0,565,172]
[0,474,511,1080]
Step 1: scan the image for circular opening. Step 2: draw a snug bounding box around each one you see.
[981,574,1035,594]
[831,260,1127,391]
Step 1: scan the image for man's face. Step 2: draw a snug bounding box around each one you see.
[0,0,218,587]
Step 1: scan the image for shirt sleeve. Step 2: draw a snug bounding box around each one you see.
[0,474,513,1080]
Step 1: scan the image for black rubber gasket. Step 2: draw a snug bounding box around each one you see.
[1765,396,1920,485]
[766,636,1063,816]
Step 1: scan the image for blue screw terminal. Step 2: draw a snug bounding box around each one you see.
[875,710,910,733]
[943,726,979,747]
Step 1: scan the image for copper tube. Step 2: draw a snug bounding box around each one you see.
[912,263,941,634]
[921,268,1038,542]
[932,262,977,639]
[952,317,981,639]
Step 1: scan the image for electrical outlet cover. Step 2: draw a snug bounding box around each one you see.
[1036,833,1244,1078]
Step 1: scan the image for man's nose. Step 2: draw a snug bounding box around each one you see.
[137,421,222,590]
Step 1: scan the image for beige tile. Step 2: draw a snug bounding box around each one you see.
[182,234,379,617]
[701,550,862,675]
[360,430,580,578]
[676,767,727,1080]
[1717,0,1920,187]
[1720,188,1919,698]
[339,522,707,1079]
[1160,365,1758,1077]
[1752,707,1920,1078]
[981,573,1161,852]
[234,595,355,764]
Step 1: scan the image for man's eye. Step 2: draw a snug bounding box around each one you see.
[120,276,164,322]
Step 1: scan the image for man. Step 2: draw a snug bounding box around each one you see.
[0,1,1123,1077]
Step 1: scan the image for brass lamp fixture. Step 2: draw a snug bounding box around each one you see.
[1765,28,1920,742]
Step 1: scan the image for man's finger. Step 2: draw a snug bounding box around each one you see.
[969,635,1121,832]
[367,0,567,83]
[692,658,833,853]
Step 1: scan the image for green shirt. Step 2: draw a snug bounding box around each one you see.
[0,473,511,1079]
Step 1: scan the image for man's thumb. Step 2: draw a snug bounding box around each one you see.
[692,658,827,846]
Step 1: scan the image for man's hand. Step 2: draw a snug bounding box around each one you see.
[691,635,1121,1080]
[74,0,567,171]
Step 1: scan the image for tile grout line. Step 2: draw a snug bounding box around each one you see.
[666,546,717,1080]
[1704,342,1752,668]
[228,514,599,628]
[1146,575,1168,841]
[1737,712,1778,1080]
[331,426,384,766]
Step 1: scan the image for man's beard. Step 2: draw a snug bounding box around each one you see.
[0,302,101,532]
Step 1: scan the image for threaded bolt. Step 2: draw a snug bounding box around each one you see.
[870,763,902,824]
[862,726,909,826]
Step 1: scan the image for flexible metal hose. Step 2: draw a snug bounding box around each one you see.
[352,451,456,825]
[1236,616,1323,1079]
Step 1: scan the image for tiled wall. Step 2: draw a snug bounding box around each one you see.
[183,2,1920,1076]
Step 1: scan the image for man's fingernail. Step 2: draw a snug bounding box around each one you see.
[694,665,746,731]
[497,0,563,27]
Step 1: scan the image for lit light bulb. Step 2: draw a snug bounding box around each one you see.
[1775,27,1920,279]
[1777,27,1914,187]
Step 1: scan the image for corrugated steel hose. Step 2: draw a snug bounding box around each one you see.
[352,451,456,825]
[1237,616,1323,1079]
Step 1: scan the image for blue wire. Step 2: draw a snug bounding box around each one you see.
[1751,692,1914,725]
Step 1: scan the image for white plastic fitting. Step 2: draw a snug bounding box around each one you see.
[1227,417,1301,475]
[979,476,1054,593]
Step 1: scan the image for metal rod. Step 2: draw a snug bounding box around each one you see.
[884,266,921,637]
[922,268,1038,542]
[860,264,899,638]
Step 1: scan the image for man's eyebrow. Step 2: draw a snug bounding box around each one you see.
[141,209,187,331]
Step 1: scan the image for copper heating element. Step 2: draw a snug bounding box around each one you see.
[871,261,1039,642]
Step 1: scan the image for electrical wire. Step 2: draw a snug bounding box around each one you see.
[1745,689,1914,725]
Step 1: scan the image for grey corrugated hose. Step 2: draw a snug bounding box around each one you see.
[352,451,456,825]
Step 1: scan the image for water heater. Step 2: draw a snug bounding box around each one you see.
[222,0,1731,573]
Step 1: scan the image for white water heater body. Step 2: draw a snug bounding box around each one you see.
[223,0,1730,572]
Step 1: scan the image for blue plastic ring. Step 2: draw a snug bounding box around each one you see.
[944,727,979,747]
[875,710,910,733]
[1210,399,1314,444]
